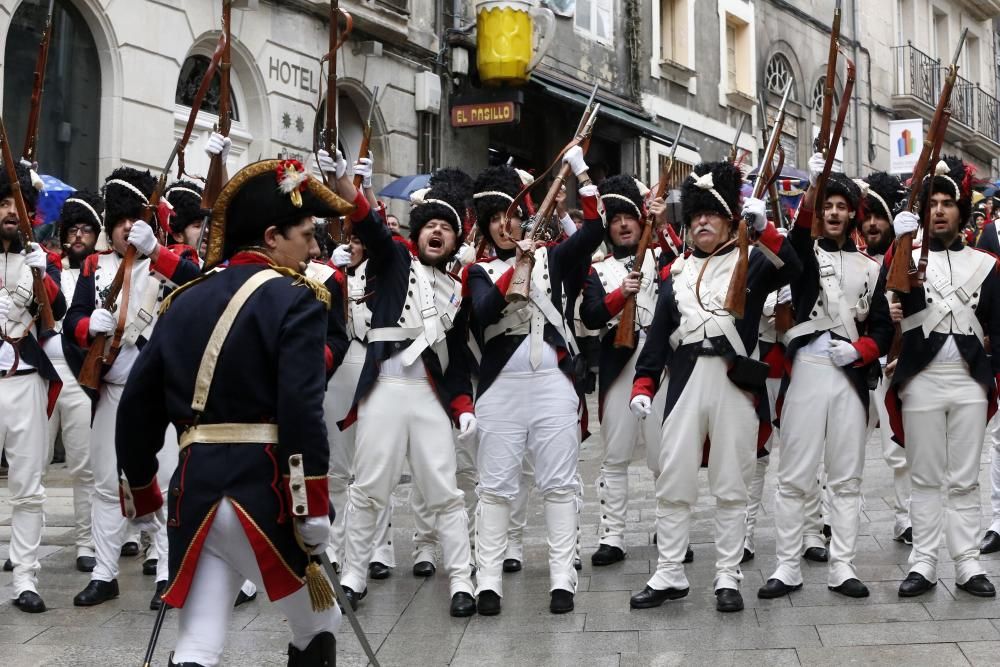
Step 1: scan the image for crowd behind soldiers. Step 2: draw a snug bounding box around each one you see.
[4,120,1000,664]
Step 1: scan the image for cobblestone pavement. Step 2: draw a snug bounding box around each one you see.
[3,404,1000,666]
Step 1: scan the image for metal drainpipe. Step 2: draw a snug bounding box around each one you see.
[851,0,863,174]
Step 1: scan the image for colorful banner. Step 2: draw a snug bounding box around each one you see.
[889,118,923,174]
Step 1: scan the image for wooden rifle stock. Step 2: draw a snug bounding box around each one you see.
[22,0,55,164]
[0,120,54,334]
[723,219,750,318]
[320,1,353,241]
[200,0,233,219]
[815,0,842,158]
[811,48,856,239]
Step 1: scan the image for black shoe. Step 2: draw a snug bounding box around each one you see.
[896,527,913,545]
[450,592,476,617]
[143,558,158,576]
[369,561,392,580]
[898,572,936,597]
[803,546,828,562]
[477,589,502,616]
[234,589,257,607]
[12,591,46,613]
[741,548,755,563]
[574,557,582,571]
[829,578,870,598]
[75,556,96,573]
[2,558,11,571]
[168,659,207,667]
[150,580,168,611]
[757,578,802,599]
[981,530,1000,554]
[341,585,366,611]
[502,558,522,573]
[120,541,140,557]
[591,544,625,566]
[684,547,694,563]
[957,574,997,598]
[73,579,120,606]
[715,588,744,612]
[629,585,689,609]
[287,630,335,667]
[412,561,436,577]
[550,588,574,614]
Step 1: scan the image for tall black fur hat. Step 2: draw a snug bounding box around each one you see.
[164,180,206,235]
[58,189,104,246]
[472,165,524,241]
[862,172,905,221]
[680,161,742,223]
[101,167,156,232]
[922,154,974,224]
[599,174,645,222]
[408,167,471,245]
[824,172,862,213]
[0,161,38,212]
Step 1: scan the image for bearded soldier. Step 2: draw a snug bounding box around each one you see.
[879,156,1000,598]
[579,175,666,566]
[629,162,801,613]
[0,162,66,613]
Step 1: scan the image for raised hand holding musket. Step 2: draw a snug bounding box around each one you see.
[317,1,353,241]
[810,46,857,240]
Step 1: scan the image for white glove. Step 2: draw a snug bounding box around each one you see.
[630,395,652,419]
[127,220,158,257]
[579,183,599,199]
[88,308,116,336]
[741,197,767,233]
[808,152,825,186]
[23,244,47,271]
[457,412,477,443]
[331,244,352,268]
[893,211,920,237]
[353,154,373,189]
[563,145,588,177]
[296,516,331,553]
[18,158,32,170]
[131,511,162,535]
[0,294,11,326]
[828,339,861,367]
[456,243,476,267]
[205,131,231,162]
[777,285,792,305]
[317,149,348,180]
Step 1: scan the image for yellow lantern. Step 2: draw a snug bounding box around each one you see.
[475,0,555,86]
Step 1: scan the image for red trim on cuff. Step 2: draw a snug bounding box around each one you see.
[450,394,474,424]
[852,336,881,366]
[324,345,334,374]
[150,245,181,279]
[305,477,329,517]
[757,223,784,256]
[581,194,600,220]
[375,202,387,225]
[75,318,91,348]
[495,266,516,294]
[121,477,163,518]
[604,287,627,316]
[631,376,656,400]
[796,206,814,230]
[350,190,371,223]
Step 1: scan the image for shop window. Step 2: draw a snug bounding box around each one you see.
[3,0,101,190]
[175,55,240,122]
[660,0,689,67]
[575,0,614,46]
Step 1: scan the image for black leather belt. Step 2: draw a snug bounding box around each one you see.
[0,368,37,378]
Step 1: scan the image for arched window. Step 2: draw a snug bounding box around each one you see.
[175,55,240,122]
[4,0,102,190]
[811,76,839,113]
[764,54,797,99]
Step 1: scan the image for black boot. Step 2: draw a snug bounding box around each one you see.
[143,558,158,576]
[13,591,46,613]
[549,588,574,614]
[477,590,502,616]
[590,544,625,566]
[150,580,168,610]
[502,558,521,573]
[73,579,120,606]
[341,585,366,611]
[168,655,207,667]
[287,631,335,666]
[412,561,436,577]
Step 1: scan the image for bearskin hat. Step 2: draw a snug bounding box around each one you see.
[472,165,524,241]
[680,161,742,224]
[408,167,471,246]
[862,172,905,222]
[824,172,862,213]
[922,154,975,224]
[164,180,205,235]
[599,175,645,222]
[58,189,104,246]
[0,161,38,212]
[102,167,156,232]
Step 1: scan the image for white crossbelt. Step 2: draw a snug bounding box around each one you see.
[783,243,864,345]
[900,254,992,342]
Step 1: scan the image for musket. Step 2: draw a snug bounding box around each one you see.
[345,84,378,238]
[727,115,745,165]
[0,119,55,334]
[78,36,228,391]
[757,92,786,229]
[886,28,967,293]
[199,0,233,224]
[613,122,683,349]
[811,46,857,239]
[724,79,792,318]
[815,0,842,157]
[504,83,600,303]
[318,1,353,242]
[22,0,55,164]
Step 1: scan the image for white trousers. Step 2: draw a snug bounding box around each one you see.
[91,384,178,583]
[325,344,395,568]
[774,355,866,587]
[172,499,341,666]
[871,372,911,538]
[343,377,473,597]
[412,430,478,564]
[648,356,756,592]
[47,357,95,557]
[986,413,1000,534]
[504,457,534,562]
[900,362,987,584]
[0,373,48,595]
[596,345,666,551]
[744,376,782,555]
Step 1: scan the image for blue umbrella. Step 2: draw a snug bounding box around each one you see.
[378,174,431,201]
[36,174,76,226]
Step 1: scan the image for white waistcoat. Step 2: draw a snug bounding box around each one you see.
[669,250,750,357]
[591,249,658,338]
[901,246,995,342]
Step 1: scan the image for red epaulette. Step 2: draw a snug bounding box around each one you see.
[44,248,61,267]
[81,250,113,278]
[166,243,199,263]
